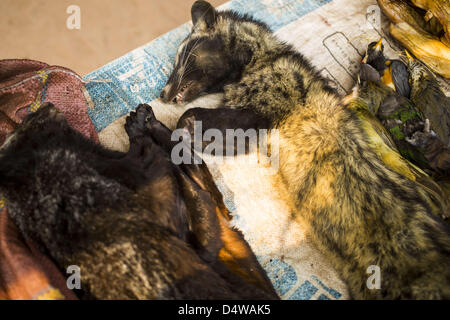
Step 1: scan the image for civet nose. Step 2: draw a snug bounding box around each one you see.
[160,87,171,103]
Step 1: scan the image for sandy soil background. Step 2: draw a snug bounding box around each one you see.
[0,0,225,76]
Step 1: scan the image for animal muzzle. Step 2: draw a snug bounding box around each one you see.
[159,81,193,104]
[159,83,175,103]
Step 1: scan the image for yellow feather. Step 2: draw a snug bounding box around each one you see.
[348,98,426,181]
[347,94,448,218]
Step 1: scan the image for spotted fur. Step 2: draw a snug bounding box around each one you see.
[162,1,450,299]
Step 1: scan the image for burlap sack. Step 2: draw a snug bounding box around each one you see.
[0,59,99,300]
[0,59,98,145]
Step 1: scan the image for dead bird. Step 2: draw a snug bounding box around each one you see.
[358,63,430,170]
[0,103,278,300]
[350,64,448,218]
[407,119,450,213]
[160,1,450,299]
[407,119,450,176]
[363,38,411,98]
[406,50,450,148]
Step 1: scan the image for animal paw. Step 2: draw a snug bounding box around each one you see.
[125,104,156,139]
[176,110,197,138]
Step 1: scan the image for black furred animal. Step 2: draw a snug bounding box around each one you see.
[0,103,278,300]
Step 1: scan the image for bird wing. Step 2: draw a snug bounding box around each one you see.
[391,60,411,98]
[360,63,382,83]
[348,99,448,217]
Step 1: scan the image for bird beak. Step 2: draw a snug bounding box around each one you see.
[405,50,414,63]
[374,38,383,51]
[362,52,368,64]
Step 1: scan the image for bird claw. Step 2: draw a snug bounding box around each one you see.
[424,119,431,134]
[406,119,436,149]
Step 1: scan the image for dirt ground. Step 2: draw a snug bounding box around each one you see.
[0,0,225,76]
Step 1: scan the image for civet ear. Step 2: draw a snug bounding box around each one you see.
[191,1,217,30]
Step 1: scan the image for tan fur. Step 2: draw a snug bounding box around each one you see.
[225,36,450,299]
[166,5,450,299]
